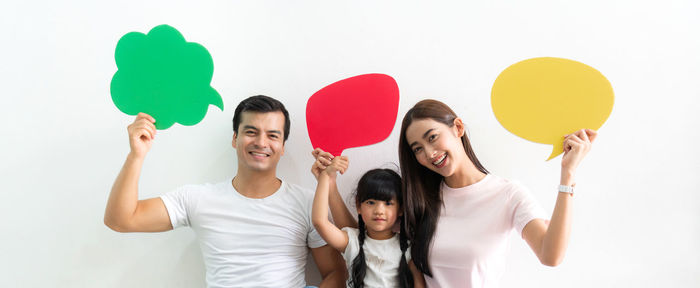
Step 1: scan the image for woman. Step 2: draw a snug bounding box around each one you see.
[399,99,596,287]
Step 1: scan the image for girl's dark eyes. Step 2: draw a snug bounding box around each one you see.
[413,147,422,153]
[428,134,437,142]
[364,200,395,205]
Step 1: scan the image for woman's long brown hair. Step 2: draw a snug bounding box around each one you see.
[398,99,489,276]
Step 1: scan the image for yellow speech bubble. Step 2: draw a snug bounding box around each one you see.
[491,57,614,160]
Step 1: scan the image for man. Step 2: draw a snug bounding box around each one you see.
[104,95,346,287]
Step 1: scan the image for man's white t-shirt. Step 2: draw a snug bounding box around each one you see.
[425,174,547,288]
[160,180,326,288]
[340,227,411,288]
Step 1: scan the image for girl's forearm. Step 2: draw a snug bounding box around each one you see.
[328,178,358,229]
[312,174,332,228]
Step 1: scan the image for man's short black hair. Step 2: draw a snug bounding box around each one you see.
[232,95,291,141]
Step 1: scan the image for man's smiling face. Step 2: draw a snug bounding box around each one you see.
[232,111,286,173]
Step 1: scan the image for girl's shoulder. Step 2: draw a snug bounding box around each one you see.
[341,226,359,237]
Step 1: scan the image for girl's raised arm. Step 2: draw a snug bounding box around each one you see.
[312,156,350,253]
[312,149,358,229]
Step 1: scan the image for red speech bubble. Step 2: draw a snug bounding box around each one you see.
[306,74,400,156]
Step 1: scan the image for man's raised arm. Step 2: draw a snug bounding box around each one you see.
[104,113,172,233]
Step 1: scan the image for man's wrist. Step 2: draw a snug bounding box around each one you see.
[126,152,146,162]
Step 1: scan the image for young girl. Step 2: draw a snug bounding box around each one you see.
[310,149,425,288]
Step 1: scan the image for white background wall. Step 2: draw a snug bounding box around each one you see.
[2,1,699,287]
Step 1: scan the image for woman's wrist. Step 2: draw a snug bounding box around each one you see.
[560,170,575,186]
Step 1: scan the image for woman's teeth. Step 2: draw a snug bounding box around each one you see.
[433,153,446,166]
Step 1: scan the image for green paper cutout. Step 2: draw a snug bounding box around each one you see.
[110,24,223,130]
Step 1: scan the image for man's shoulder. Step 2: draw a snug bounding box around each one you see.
[282,180,314,195]
[279,181,316,206]
[166,180,230,197]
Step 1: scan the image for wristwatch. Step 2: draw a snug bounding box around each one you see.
[558,184,575,195]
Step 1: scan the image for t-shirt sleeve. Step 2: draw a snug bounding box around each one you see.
[160,185,196,229]
[508,182,548,237]
[405,244,412,262]
[307,224,327,249]
[341,227,360,262]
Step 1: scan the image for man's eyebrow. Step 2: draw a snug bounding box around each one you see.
[242,125,259,131]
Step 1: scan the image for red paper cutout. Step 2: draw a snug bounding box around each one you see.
[306,74,400,156]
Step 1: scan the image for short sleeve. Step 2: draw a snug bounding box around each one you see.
[307,224,327,249]
[341,227,360,262]
[508,182,548,237]
[405,244,412,262]
[160,185,195,229]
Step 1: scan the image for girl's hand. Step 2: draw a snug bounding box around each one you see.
[323,156,349,179]
[311,148,334,180]
[561,129,597,176]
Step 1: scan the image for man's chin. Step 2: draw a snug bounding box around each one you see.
[243,162,275,172]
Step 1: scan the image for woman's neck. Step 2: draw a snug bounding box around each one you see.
[444,157,486,188]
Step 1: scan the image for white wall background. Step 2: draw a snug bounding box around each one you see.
[2,1,699,287]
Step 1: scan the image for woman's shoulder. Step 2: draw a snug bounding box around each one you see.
[485,174,530,195]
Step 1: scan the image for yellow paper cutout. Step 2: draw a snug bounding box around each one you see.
[491,57,614,160]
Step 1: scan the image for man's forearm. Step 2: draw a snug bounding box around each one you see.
[318,268,347,288]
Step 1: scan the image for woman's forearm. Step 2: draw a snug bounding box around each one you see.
[540,170,575,266]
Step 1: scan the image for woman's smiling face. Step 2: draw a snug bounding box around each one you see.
[405,118,466,178]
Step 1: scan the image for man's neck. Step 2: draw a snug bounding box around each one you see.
[231,169,282,199]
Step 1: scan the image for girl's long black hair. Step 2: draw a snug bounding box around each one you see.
[349,168,414,288]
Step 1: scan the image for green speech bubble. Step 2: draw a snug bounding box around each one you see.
[110,24,223,130]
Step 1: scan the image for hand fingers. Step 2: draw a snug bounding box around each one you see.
[566,133,584,144]
[312,148,325,158]
[327,160,348,172]
[585,129,598,143]
[136,112,156,124]
[331,156,348,163]
[563,139,572,153]
[577,129,590,143]
[319,151,334,161]
[318,156,333,166]
[134,126,154,141]
[130,119,156,140]
[335,161,349,174]
[316,158,328,169]
[331,157,348,169]
[563,134,587,155]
